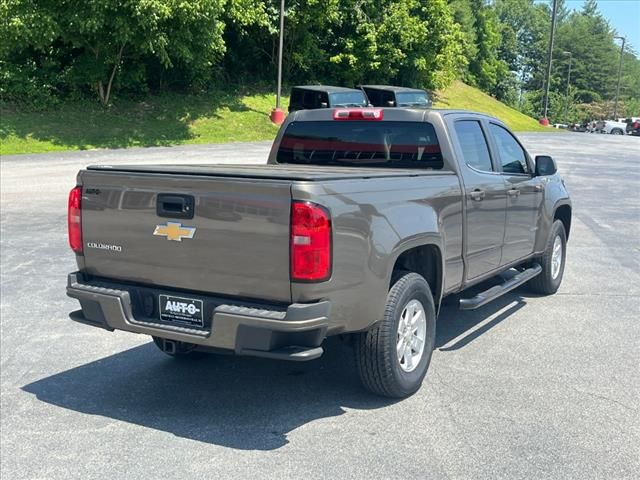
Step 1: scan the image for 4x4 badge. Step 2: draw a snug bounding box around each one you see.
[153,222,196,242]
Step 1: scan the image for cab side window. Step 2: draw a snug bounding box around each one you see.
[302,91,317,109]
[489,124,530,175]
[365,89,381,105]
[454,120,494,172]
[290,90,302,109]
[382,92,395,106]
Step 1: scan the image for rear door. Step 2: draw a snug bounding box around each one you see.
[79,171,293,303]
[487,122,544,264]
[451,119,508,280]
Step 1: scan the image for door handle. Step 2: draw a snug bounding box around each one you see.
[534,184,544,192]
[507,188,521,197]
[469,189,485,201]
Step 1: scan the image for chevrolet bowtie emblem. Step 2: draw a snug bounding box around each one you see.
[153,222,196,242]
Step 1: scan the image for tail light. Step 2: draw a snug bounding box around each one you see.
[333,108,383,121]
[68,186,83,254]
[290,201,331,281]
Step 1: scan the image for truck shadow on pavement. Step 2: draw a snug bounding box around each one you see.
[436,284,530,351]
[22,337,391,451]
[23,285,533,451]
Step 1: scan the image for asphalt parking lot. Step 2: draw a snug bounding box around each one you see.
[1,133,639,479]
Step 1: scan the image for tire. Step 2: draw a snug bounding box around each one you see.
[355,272,436,398]
[611,128,623,135]
[152,336,197,357]
[528,220,567,295]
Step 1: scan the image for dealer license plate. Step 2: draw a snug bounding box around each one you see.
[158,294,204,328]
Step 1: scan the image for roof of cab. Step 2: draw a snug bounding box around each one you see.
[290,107,497,121]
[359,85,427,93]
[436,109,497,119]
[291,85,363,93]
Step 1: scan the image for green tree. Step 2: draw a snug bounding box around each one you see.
[467,0,509,94]
[619,48,640,111]
[330,0,466,88]
[448,0,478,82]
[494,0,549,97]
[552,2,618,101]
[2,0,226,105]
[516,0,640,122]
[222,0,465,90]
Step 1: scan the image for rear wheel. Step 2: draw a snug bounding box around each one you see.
[152,336,197,357]
[355,272,436,398]
[611,128,624,135]
[528,220,567,295]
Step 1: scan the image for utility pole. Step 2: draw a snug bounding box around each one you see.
[613,36,625,120]
[541,0,558,125]
[270,0,286,125]
[563,51,572,122]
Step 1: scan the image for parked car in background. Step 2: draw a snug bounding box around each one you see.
[625,117,640,136]
[288,86,369,112]
[360,85,432,108]
[596,119,627,135]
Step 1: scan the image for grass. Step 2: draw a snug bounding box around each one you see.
[0,92,285,155]
[433,81,549,132]
[1,81,549,156]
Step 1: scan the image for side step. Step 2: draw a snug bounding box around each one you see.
[459,264,542,310]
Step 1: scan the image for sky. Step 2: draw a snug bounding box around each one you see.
[564,0,640,50]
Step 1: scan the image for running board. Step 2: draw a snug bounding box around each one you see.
[459,264,542,310]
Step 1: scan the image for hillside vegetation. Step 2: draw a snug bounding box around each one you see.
[4,0,638,124]
[1,82,549,156]
[434,81,547,132]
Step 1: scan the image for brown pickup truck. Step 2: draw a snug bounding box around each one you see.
[67,108,571,397]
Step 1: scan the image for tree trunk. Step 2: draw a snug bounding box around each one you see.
[97,43,126,107]
[97,80,106,105]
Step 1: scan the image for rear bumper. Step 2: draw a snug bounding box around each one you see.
[66,272,330,361]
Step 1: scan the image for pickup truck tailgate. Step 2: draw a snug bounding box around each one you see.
[78,170,292,303]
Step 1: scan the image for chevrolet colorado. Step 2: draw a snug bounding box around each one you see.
[66,108,571,398]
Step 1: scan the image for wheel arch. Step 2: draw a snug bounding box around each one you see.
[388,239,444,313]
[553,203,572,240]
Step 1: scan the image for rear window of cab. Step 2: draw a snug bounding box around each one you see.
[276,121,443,170]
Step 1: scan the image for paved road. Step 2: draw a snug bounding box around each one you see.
[1,133,639,479]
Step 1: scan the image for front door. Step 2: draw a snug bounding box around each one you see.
[452,119,508,280]
[487,123,544,264]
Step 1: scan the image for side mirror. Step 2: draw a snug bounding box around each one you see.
[535,155,557,176]
[320,102,328,108]
[386,100,395,107]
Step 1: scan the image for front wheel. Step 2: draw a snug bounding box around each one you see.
[528,220,567,295]
[355,272,436,398]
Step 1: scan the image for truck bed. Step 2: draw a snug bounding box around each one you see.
[86,163,452,181]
